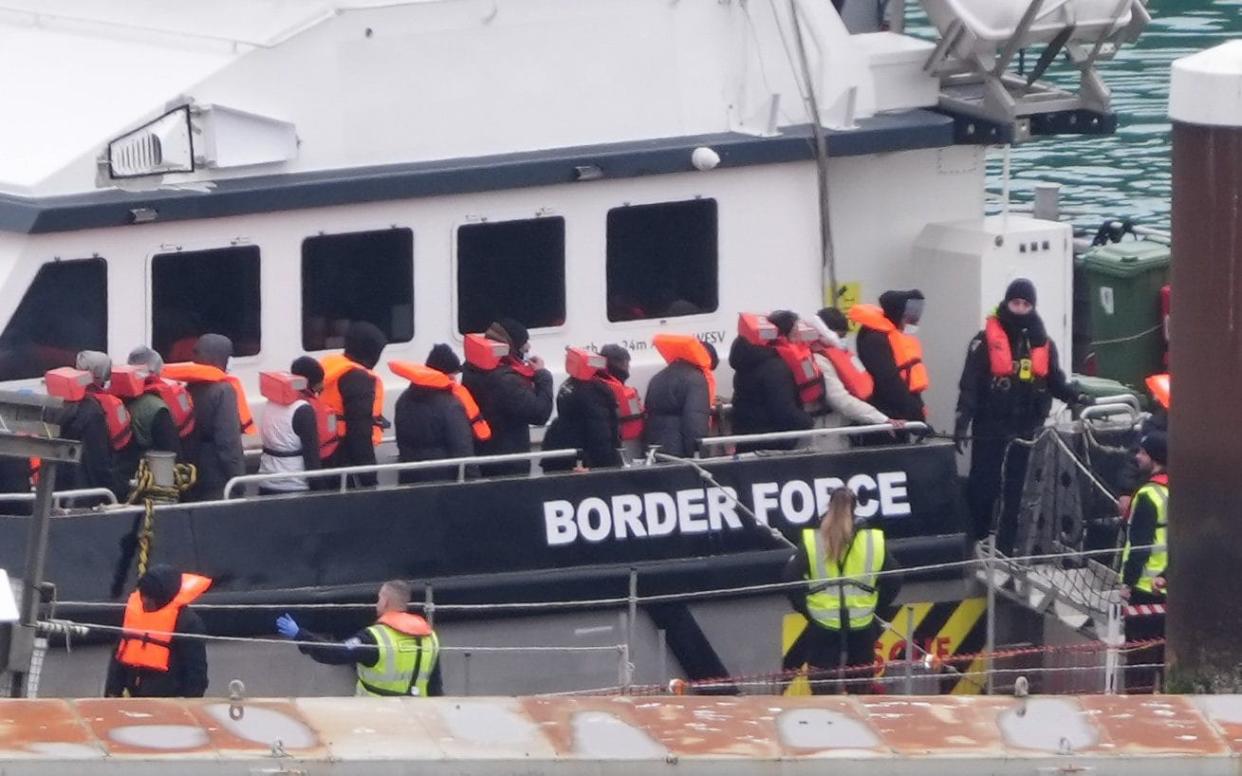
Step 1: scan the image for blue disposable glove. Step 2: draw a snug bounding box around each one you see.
[276,613,300,640]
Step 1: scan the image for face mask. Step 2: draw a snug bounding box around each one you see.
[904,324,920,335]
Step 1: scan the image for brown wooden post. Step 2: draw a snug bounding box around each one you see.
[1167,41,1242,692]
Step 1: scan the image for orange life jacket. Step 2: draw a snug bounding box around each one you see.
[596,373,644,441]
[87,388,134,451]
[389,360,492,442]
[162,363,256,436]
[847,304,929,394]
[115,573,212,672]
[320,353,385,447]
[144,378,196,439]
[377,610,433,637]
[984,316,1049,381]
[772,339,825,406]
[818,344,875,400]
[306,395,341,459]
[1147,373,1169,409]
[652,334,717,409]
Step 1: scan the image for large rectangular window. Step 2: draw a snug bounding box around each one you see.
[0,259,107,381]
[302,228,414,351]
[152,245,261,361]
[606,198,718,321]
[456,216,566,334]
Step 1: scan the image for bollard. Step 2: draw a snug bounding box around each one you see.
[144,451,177,493]
[1167,41,1242,692]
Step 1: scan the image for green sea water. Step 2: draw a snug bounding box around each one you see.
[914,0,1242,234]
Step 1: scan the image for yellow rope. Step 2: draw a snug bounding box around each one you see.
[126,458,197,577]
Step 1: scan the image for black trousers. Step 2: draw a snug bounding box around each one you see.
[784,622,878,694]
[1124,589,1166,693]
[968,431,1033,554]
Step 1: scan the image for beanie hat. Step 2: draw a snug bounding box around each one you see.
[599,344,630,369]
[426,344,462,375]
[75,350,112,386]
[290,355,325,389]
[767,310,799,337]
[1140,431,1168,467]
[343,322,387,370]
[1004,278,1038,306]
[487,318,530,350]
[817,307,849,336]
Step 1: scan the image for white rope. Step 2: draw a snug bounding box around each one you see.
[55,544,1157,614]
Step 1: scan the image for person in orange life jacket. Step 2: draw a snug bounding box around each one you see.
[807,309,904,450]
[112,347,183,496]
[542,346,625,472]
[853,290,928,423]
[105,564,209,698]
[644,338,718,458]
[728,310,814,453]
[321,322,388,488]
[954,279,1090,549]
[780,488,901,694]
[54,351,126,496]
[394,344,479,484]
[597,344,645,457]
[461,318,554,477]
[258,357,326,494]
[178,334,246,502]
[277,579,443,697]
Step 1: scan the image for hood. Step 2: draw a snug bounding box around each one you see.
[806,314,844,349]
[192,334,234,371]
[729,335,777,371]
[878,289,924,326]
[344,322,387,369]
[75,350,111,386]
[136,564,182,609]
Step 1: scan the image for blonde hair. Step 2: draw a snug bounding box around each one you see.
[819,489,857,563]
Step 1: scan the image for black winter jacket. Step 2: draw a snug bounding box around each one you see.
[325,367,380,487]
[856,325,926,422]
[542,377,622,471]
[727,337,812,451]
[955,317,1077,435]
[59,395,117,495]
[182,381,245,501]
[643,361,712,458]
[462,361,553,476]
[395,385,477,483]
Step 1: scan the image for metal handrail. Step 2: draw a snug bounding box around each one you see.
[1089,394,1141,413]
[1,487,119,508]
[1080,403,1140,426]
[222,449,581,499]
[695,422,930,456]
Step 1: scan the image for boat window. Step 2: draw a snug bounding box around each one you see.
[302,228,414,351]
[456,216,566,333]
[0,258,107,382]
[151,246,261,361]
[606,198,718,322]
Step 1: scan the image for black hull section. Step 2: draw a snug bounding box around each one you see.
[1,442,966,633]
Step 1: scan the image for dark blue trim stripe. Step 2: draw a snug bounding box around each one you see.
[0,109,953,234]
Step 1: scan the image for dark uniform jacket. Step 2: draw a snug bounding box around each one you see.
[727,336,812,451]
[542,377,622,471]
[643,361,712,458]
[59,396,116,494]
[395,385,476,483]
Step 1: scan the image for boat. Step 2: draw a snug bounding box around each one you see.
[0,0,1155,698]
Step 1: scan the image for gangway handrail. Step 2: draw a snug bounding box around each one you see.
[223,449,581,499]
[1080,402,1140,426]
[695,422,930,457]
[1088,394,1141,413]
[1,487,119,508]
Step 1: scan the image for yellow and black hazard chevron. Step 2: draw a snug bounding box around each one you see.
[781,598,988,695]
